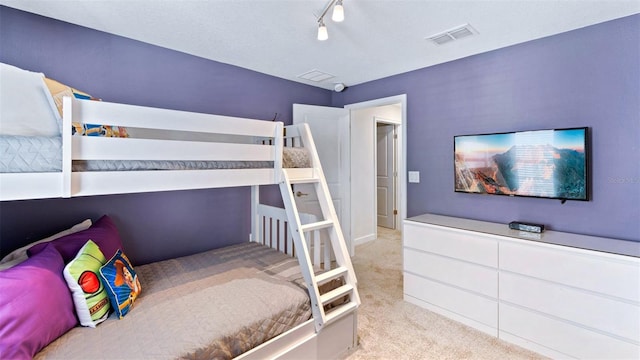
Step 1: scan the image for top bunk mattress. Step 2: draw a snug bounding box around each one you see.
[0,135,310,173]
[35,242,312,360]
[0,136,62,173]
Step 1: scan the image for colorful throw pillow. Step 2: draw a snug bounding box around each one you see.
[28,215,124,263]
[99,250,141,319]
[71,122,130,137]
[63,240,111,327]
[0,62,60,137]
[0,219,92,271]
[42,77,129,138]
[0,244,77,359]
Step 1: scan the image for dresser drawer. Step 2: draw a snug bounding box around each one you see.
[404,248,497,298]
[500,303,640,359]
[404,221,498,267]
[500,272,640,342]
[404,272,498,330]
[500,241,640,302]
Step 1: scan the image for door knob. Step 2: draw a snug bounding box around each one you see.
[296,191,308,197]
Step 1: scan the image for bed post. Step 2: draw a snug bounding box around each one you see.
[61,96,73,198]
[250,185,260,243]
[273,122,284,184]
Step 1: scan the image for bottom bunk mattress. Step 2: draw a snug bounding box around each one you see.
[35,242,312,360]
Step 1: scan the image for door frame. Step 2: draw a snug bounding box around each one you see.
[344,94,407,236]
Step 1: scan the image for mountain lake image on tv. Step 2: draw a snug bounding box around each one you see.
[454,127,588,200]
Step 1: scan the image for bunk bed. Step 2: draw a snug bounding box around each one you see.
[0,93,360,359]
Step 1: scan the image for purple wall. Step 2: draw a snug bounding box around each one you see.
[334,15,640,242]
[0,6,331,263]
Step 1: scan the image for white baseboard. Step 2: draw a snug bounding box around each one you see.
[354,233,376,247]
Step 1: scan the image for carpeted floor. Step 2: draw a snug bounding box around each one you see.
[340,227,547,360]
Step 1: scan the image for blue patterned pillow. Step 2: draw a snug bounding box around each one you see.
[99,250,141,319]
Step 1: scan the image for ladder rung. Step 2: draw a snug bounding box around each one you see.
[323,302,358,326]
[288,176,320,184]
[320,284,353,305]
[284,168,320,184]
[300,220,333,232]
[315,266,348,285]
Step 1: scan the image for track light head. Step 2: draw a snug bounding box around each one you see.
[317,20,328,41]
[332,0,344,22]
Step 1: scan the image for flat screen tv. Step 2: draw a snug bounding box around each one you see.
[454,127,589,201]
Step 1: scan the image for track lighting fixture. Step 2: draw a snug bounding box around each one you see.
[317,0,345,41]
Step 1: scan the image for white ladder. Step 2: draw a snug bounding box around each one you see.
[278,128,360,332]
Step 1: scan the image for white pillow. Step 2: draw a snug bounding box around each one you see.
[0,219,92,270]
[0,62,60,136]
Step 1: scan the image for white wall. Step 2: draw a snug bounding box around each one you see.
[350,104,401,245]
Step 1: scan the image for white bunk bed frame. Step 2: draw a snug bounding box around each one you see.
[0,97,360,359]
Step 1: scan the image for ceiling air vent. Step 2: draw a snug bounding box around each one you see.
[297,69,335,82]
[426,24,477,45]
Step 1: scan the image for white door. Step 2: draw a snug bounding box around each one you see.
[377,124,395,229]
[292,104,352,254]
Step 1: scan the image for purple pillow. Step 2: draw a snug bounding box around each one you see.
[0,244,77,359]
[28,215,124,263]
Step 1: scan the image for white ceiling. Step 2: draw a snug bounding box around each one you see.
[2,0,639,90]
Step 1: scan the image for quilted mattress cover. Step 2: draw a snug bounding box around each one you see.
[35,243,312,360]
[0,135,310,173]
[0,135,63,173]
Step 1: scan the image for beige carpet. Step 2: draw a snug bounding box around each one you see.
[340,227,547,360]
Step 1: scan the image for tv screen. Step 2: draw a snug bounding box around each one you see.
[454,127,589,201]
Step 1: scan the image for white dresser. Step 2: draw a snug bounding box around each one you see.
[403,214,640,359]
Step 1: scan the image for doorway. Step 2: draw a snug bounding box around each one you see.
[346,95,406,247]
[292,95,406,251]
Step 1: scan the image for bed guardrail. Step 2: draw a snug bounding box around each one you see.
[253,203,333,271]
[57,96,286,197]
